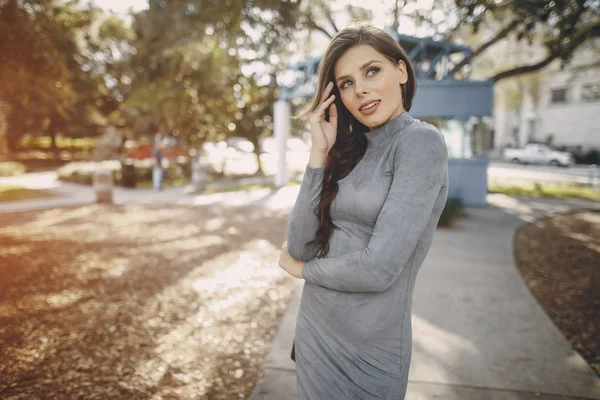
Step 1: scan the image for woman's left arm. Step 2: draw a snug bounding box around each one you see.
[301,125,448,293]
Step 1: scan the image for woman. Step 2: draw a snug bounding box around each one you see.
[278,23,448,399]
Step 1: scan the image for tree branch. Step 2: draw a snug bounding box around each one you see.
[490,22,597,82]
[473,19,521,58]
[448,19,521,77]
[322,5,339,34]
[305,18,334,39]
[490,52,557,82]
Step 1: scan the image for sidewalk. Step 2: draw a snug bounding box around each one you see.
[251,195,600,400]
[0,171,299,214]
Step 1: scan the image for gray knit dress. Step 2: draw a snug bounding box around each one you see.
[286,112,449,399]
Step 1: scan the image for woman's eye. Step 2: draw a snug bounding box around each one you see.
[366,67,379,77]
[341,80,352,89]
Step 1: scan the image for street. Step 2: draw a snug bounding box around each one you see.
[489,160,599,185]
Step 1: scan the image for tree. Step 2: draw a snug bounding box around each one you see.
[0,0,76,150]
[444,0,600,81]
[0,0,125,151]
[115,0,304,174]
[301,0,600,82]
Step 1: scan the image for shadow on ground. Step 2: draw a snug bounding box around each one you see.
[0,203,295,399]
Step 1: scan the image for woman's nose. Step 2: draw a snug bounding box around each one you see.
[354,80,368,97]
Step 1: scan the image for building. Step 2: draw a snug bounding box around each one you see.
[493,41,600,153]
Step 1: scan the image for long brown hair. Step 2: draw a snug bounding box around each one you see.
[306,23,417,257]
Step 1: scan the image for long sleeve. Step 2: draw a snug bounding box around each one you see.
[286,165,325,261]
[301,126,448,292]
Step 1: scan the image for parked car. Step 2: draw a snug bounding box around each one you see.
[126,144,189,160]
[504,144,573,167]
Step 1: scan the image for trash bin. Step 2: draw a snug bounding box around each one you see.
[121,160,137,188]
[93,170,113,204]
[191,158,207,192]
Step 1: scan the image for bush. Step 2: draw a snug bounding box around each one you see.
[57,157,192,187]
[571,149,600,165]
[438,198,464,228]
[0,162,26,177]
[582,149,600,165]
[18,136,96,150]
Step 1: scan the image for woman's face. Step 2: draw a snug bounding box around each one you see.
[333,44,408,131]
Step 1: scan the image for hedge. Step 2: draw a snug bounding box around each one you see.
[57,157,192,186]
[0,162,26,177]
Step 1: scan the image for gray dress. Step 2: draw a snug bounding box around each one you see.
[286,112,449,399]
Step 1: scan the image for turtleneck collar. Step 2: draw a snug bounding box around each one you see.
[364,111,413,148]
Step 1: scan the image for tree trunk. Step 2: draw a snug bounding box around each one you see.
[250,136,264,176]
[48,120,58,158]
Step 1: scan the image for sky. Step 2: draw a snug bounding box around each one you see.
[89,0,442,55]
[89,0,436,29]
[89,0,148,14]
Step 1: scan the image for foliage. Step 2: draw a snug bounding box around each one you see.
[303,0,599,83]
[3,0,595,165]
[0,161,26,177]
[570,149,600,165]
[18,136,96,150]
[449,0,599,81]
[111,0,304,174]
[438,198,464,228]
[0,1,133,150]
[56,158,192,186]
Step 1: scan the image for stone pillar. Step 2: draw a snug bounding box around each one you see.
[274,100,290,188]
[191,158,207,192]
[93,170,113,204]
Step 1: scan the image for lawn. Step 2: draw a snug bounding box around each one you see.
[134,178,192,189]
[489,181,600,201]
[0,185,55,203]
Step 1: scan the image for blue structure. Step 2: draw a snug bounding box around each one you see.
[277,31,494,207]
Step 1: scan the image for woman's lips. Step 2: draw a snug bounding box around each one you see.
[359,100,380,116]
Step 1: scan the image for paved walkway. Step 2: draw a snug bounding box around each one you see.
[0,171,300,214]
[251,195,600,400]
[2,172,600,399]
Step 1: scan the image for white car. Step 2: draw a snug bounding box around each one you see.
[504,144,573,167]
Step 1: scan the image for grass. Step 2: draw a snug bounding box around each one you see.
[0,185,55,202]
[135,178,192,189]
[488,182,600,202]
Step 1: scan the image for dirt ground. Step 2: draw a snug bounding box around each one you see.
[514,210,600,377]
[0,204,298,399]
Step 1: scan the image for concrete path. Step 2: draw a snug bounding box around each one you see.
[0,171,299,214]
[251,195,600,400]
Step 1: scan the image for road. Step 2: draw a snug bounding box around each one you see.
[488,160,599,185]
[1,161,599,194]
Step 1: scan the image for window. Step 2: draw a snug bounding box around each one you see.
[551,88,567,103]
[582,83,600,102]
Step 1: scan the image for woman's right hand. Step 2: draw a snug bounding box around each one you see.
[308,81,338,155]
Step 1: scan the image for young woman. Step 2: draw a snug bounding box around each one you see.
[278,23,449,399]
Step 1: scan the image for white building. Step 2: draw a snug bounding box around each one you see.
[494,41,600,152]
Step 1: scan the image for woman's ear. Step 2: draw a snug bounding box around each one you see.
[397,60,409,85]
